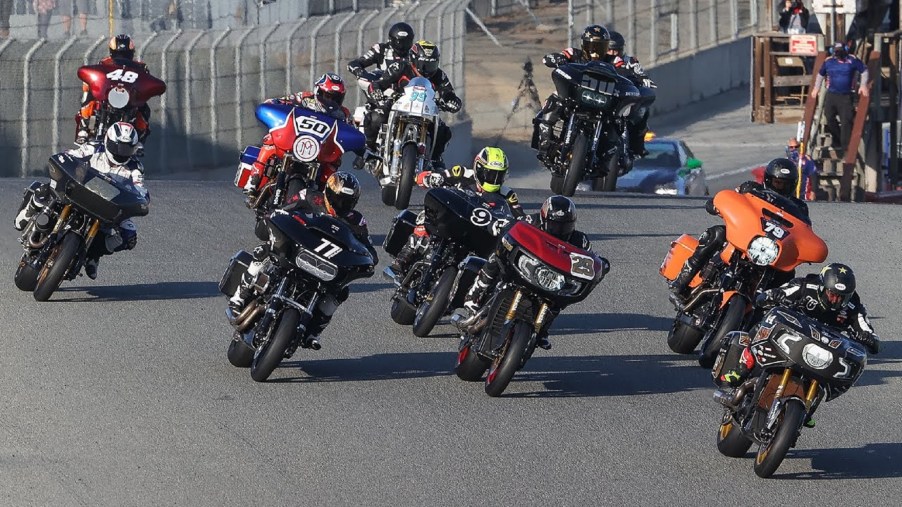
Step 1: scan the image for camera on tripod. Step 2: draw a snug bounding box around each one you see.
[522,60,533,77]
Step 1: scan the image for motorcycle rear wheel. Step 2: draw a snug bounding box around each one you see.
[599,153,619,192]
[667,315,704,354]
[455,342,490,381]
[716,418,753,458]
[699,296,746,369]
[484,321,532,397]
[561,132,589,197]
[33,232,81,302]
[14,253,40,292]
[250,308,300,382]
[413,268,457,337]
[394,143,417,210]
[753,400,806,478]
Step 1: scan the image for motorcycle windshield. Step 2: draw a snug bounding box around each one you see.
[506,221,604,285]
[255,104,367,159]
[423,187,513,257]
[391,77,439,116]
[77,62,166,106]
[713,189,827,271]
[46,152,149,222]
[269,212,374,269]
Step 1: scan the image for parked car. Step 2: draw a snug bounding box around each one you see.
[602,136,709,196]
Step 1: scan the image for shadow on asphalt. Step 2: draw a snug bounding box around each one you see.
[57,281,220,301]
[776,443,902,479]
[554,312,672,334]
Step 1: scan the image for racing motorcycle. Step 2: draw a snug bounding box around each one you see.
[13,152,149,301]
[534,60,641,196]
[76,59,166,142]
[659,187,827,368]
[453,220,606,397]
[236,104,366,240]
[710,306,868,478]
[382,187,514,337]
[220,211,375,382]
[353,76,456,210]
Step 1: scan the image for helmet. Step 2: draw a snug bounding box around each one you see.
[609,31,625,54]
[473,146,509,193]
[388,22,415,54]
[324,171,361,216]
[104,122,139,165]
[818,263,856,311]
[539,195,577,240]
[109,34,135,60]
[410,40,440,78]
[314,72,347,111]
[763,158,799,198]
[581,25,611,61]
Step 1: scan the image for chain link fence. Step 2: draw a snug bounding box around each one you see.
[0,0,468,177]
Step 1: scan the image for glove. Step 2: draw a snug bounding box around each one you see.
[704,199,719,216]
[543,54,564,68]
[856,332,880,355]
[755,290,784,309]
[75,130,88,145]
[348,64,363,78]
[368,84,384,101]
[417,171,443,188]
[441,96,462,113]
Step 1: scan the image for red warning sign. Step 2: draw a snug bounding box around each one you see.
[789,35,819,56]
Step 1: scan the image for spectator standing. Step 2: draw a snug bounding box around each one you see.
[0,0,12,38]
[810,41,869,154]
[786,137,817,200]
[59,0,88,36]
[34,0,56,38]
[779,0,810,34]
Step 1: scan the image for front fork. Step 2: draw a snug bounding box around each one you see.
[762,368,820,431]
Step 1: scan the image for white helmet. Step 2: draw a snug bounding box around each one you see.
[104,122,139,165]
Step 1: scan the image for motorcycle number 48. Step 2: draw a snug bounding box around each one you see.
[313,238,342,258]
[569,253,596,280]
[106,69,140,83]
[763,220,787,239]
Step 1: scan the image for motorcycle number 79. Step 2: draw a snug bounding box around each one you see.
[763,220,787,239]
[569,252,596,280]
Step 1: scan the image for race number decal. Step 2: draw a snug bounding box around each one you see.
[470,207,492,226]
[313,238,342,259]
[762,220,787,239]
[294,116,331,137]
[293,135,321,162]
[569,252,596,280]
[410,87,428,102]
[106,69,140,83]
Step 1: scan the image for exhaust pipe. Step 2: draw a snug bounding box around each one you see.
[713,380,756,408]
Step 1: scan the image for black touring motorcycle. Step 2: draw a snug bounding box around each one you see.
[220,211,375,382]
[534,59,642,196]
[453,220,606,397]
[383,187,514,337]
[14,153,149,301]
[711,306,868,478]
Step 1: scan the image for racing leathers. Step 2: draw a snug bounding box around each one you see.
[77,57,153,144]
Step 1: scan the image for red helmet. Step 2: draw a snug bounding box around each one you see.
[109,34,135,60]
[314,73,347,112]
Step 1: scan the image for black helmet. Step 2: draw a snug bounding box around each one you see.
[410,40,440,78]
[764,158,799,198]
[539,195,577,240]
[388,22,415,54]
[581,25,611,61]
[818,263,856,311]
[609,31,625,54]
[109,34,135,60]
[324,172,361,216]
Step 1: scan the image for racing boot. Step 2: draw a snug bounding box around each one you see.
[14,185,50,231]
[669,258,703,304]
[717,347,755,387]
[535,330,552,351]
[84,256,100,280]
[533,120,554,161]
[454,275,491,330]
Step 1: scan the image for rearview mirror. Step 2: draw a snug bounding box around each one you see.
[686,157,703,170]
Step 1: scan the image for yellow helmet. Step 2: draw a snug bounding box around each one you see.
[473,146,508,193]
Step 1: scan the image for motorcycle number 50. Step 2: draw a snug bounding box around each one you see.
[763,220,787,239]
[294,116,331,137]
[106,69,140,83]
[569,252,596,280]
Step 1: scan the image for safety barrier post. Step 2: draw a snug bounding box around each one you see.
[234,28,254,148]
[21,40,45,177]
[259,23,281,101]
[355,10,381,104]
[309,16,333,90]
[287,20,309,95]
[184,31,206,170]
[52,38,79,152]
[159,30,183,172]
[210,28,231,167]
[334,14,355,76]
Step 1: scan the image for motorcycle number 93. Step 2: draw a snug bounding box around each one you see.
[569,252,596,280]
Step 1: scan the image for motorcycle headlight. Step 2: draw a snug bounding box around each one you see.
[534,266,565,291]
[617,103,634,117]
[579,89,609,108]
[294,246,337,281]
[654,182,678,195]
[747,236,780,266]
[108,87,130,109]
[802,343,833,370]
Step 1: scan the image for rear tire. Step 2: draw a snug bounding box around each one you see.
[395,143,417,210]
[753,400,806,478]
[381,185,397,206]
[33,232,81,302]
[412,268,456,337]
[717,418,753,458]
[699,297,746,369]
[667,316,704,354]
[250,308,300,382]
[14,253,40,292]
[600,153,619,191]
[561,132,589,197]
[455,342,490,381]
[390,294,416,326]
[484,321,532,397]
[227,336,255,368]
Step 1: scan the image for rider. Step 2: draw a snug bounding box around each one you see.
[229,172,378,350]
[718,263,880,424]
[606,30,655,158]
[76,34,154,145]
[457,195,610,350]
[242,73,350,203]
[16,122,147,280]
[388,146,525,275]
[365,40,462,169]
[669,158,810,302]
[534,25,611,159]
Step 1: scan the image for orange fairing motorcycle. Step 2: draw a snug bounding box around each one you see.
[659,187,828,367]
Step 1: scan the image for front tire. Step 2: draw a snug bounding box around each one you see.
[717,418,753,458]
[599,153,619,191]
[394,143,417,210]
[753,400,806,478]
[484,321,532,397]
[561,132,589,197]
[14,253,40,292]
[667,316,704,354]
[699,296,746,369]
[33,232,82,302]
[412,268,456,337]
[250,308,300,382]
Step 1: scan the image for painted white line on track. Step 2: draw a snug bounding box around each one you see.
[707,164,764,181]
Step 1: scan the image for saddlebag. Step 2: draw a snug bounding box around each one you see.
[659,234,700,282]
[383,209,418,257]
[219,250,254,296]
[234,146,261,189]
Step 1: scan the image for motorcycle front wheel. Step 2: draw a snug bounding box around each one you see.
[484,321,532,397]
[753,400,806,478]
[598,153,619,192]
[394,143,417,210]
[412,267,457,337]
[561,132,589,197]
[33,232,82,302]
[14,253,40,292]
[250,308,300,382]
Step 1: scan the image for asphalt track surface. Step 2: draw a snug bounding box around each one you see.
[2,177,901,506]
